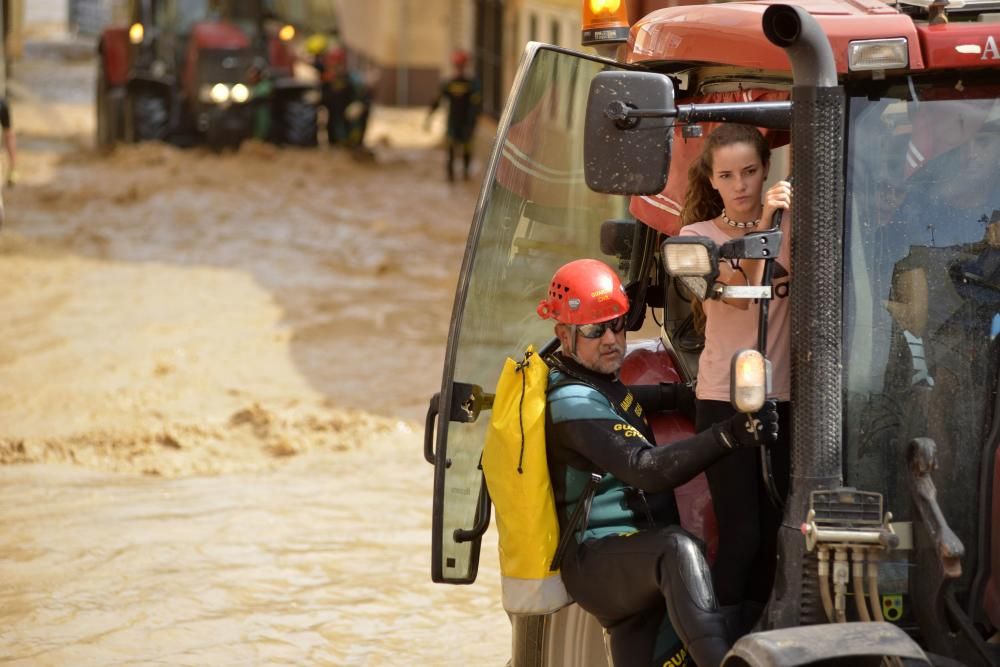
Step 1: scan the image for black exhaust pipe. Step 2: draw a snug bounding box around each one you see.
[761,4,846,629]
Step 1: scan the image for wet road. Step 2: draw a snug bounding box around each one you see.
[0,439,509,666]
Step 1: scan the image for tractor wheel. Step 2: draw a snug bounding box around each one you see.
[511,605,609,666]
[277,98,318,147]
[126,90,169,143]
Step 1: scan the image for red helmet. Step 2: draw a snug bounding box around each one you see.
[537,259,629,325]
[451,49,470,67]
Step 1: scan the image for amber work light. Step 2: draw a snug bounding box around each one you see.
[581,0,630,47]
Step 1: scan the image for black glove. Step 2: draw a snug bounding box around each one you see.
[713,400,779,449]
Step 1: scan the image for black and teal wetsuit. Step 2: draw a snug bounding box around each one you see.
[428,75,482,181]
[545,352,741,667]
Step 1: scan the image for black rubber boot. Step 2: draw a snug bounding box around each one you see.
[660,531,733,667]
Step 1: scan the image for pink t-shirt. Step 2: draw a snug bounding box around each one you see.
[678,219,791,402]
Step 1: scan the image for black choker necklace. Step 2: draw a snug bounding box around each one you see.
[721,209,759,229]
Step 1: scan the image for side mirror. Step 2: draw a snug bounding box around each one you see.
[584,71,674,195]
[600,218,637,260]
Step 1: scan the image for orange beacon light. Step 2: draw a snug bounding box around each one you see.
[581,0,630,47]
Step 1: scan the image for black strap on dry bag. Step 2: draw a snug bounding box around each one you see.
[550,472,602,571]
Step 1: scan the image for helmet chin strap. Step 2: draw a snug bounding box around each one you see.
[566,325,579,358]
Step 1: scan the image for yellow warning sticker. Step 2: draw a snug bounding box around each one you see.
[882,594,904,621]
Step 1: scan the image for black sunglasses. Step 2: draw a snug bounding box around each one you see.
[577,315,627,339]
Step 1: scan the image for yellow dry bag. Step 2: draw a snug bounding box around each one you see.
[481,346,571,615]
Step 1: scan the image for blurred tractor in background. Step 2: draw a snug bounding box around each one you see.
[97,0,320,151]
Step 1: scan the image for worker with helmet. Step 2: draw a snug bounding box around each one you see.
[425,49,482,181]
[316,45,371,151]
[305,33,329,60]
[539,258,779,667]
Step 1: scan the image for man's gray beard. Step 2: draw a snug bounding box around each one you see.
[568,349,624,378]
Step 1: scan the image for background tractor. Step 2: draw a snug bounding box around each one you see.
[97,0,321,151]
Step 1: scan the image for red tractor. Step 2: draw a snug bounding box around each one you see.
[425,0,1000,664]
[97,0,318,151]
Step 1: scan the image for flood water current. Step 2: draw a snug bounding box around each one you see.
[1,23,510,665]
[0,448,509,665]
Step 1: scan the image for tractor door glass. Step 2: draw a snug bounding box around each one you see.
[431,45,632,583]
[844,81,1000,589]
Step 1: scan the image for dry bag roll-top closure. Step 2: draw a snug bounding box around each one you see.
[481,346,600,615]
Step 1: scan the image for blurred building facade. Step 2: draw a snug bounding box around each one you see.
[330,0,473,109]
[333,1,690,113]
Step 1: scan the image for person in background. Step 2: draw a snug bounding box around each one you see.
[678,123,793,632]
[539,258,779,667]
[318,47,370,152]
[1,98,17,186]
[246,61,274,142]
[425,50,481,182]
[0,97,16,228]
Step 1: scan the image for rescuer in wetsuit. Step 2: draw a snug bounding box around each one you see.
[318,47,370,150]
[425,50,482,182]
[538,258,779,667]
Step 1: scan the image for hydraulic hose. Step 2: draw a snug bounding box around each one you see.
[818,547,834,622]
[852,547,871,622]
[833,548,849,623]
[868,551,885,622]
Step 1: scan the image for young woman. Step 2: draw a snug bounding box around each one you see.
[678,123,792,629]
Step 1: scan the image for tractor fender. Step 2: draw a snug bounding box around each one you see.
[722,622,931,666]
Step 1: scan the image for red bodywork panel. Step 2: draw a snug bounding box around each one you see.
[620,340,718,562]
[183,21,251,102]
[269,37,296,77]
[100,27,131,87]
[916,23,1000,70]
[628,0,923,73]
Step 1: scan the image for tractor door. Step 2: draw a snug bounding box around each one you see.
[426,44,638,584]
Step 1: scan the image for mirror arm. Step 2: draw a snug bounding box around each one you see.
[607,101,793,130]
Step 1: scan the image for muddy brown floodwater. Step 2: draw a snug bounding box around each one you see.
[0,30,509,666]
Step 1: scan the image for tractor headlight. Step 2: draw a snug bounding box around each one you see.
[129,22,144,45]
[209,83,230,104]
[230,83,250,104]
[661,236,720,301]
[150,59,167,79]
[848,38,908,71]
[730,349,771,413]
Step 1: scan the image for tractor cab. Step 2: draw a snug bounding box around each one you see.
[425,1,1000,665]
